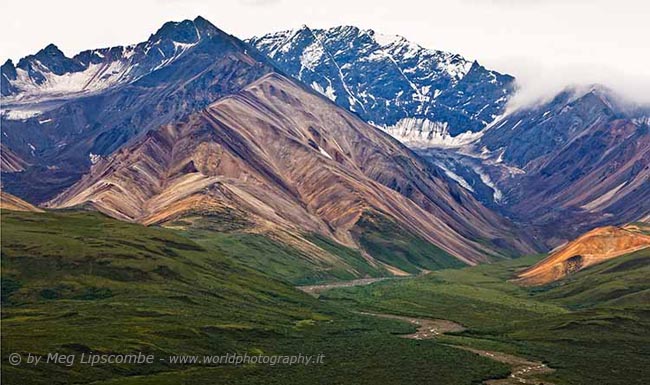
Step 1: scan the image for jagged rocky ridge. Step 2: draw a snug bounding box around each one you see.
[2,17,228,100]
[249,26,514,147]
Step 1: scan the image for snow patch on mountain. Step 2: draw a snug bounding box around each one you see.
[435,162,475,192]
[632,116,650,126]
[1,17,215,102]
[89,153,101,165]
[2,108,43,120]
[7,61,130,100]
[300,41,324,71]
[471,165,504,203]
[380,117,484,148]
[318,147,333,160]
[311,81,336,101]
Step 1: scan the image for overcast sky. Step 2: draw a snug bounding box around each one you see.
[2,0,649,104]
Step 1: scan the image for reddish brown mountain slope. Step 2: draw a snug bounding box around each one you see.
[517,223,650,285]
[48,73,534,267]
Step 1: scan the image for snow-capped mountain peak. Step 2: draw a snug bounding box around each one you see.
[249,25,514,147]
[0,17,224,102]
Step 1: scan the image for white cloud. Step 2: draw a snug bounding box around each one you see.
[501,58,650,110]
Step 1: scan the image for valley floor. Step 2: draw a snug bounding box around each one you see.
[320,252,650,385]
[2,210,649,384]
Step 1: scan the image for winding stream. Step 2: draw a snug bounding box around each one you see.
[298,277,556,384]
[361,311,555,385]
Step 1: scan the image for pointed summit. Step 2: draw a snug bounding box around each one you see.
[1,59,17,80]
[1,59,18,95]
[150,16,225,44]
[193,16,218,33]
[17,42,84,76]
[293,24,313,38]
[41,43,64,55]
[152,19,202,43]
[193,16,231,39]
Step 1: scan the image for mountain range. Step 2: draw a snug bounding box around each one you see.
[250,27,650,246]
[43,69,532,273]
[2,15,649,385]
[1,16,648,274]
[420,87,650,245]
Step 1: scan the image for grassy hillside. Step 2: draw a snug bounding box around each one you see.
[173,210,466,284]
[185,230,386,285]
[323,251,650,385]
[352,212,465,274]
[1,210,323,383]
[1,209,508,385]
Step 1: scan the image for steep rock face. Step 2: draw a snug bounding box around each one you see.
[508,118,650,241]
[249,26,513,147]
[496,90,650,244]
[49,73,535,266]
[479,89,621,169]
[1,17,275,203]
[517,223,650,285]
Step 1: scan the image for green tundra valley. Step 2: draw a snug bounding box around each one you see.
[2,209,648,384]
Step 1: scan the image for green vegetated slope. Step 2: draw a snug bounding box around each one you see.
[173,210,467,285]
[1,210,509,385]
[323,251,650,385]
[185,230,386,285]
[164,212,388,286]
[351,212,466,274]
[533,248,650,309]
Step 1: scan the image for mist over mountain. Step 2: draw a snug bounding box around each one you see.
[494,56,650,112]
